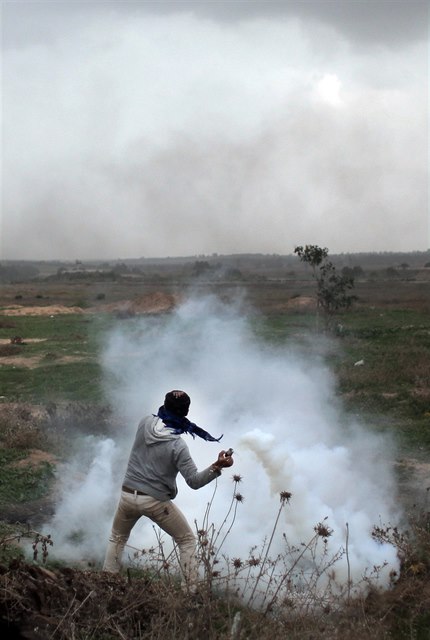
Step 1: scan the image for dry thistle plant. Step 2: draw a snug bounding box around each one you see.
[92,473,404,623]
[31,532,53,563]
[191,484,401,619]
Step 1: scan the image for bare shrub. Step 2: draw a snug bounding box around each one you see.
[0,404,46,450]
[0,344,22,356]
[1,492,430,638]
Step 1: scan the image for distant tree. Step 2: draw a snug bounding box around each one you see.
[385,267,399,279]
[352,265,364,277]
[112,262,130,274]
[341,265,363,279]
[294,245,328,279]
[192,260,211,276]
[294,245,356,330]
[342,266,353,278]
[225,268,243,280]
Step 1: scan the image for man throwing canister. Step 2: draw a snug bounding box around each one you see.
[103,390,234,591]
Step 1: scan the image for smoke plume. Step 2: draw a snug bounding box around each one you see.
[44,295,401,591]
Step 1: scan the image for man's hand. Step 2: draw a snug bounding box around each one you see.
[211,449,234,473]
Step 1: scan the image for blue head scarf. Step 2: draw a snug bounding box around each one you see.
[157,405,223,442]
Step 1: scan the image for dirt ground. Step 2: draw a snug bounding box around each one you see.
[0,561,166,640]
[0,305,85,316]
[0,354,88,368]
[0,292,181,317]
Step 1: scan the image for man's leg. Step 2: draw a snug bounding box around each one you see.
[146,499,198,591]
[103,492,141,572]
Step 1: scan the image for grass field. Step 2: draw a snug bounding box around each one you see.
[0,262,429,638]
[2,274,428,447]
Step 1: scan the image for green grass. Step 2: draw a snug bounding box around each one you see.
[0,362,105,402]
[1,305,430,452]
[0,522,26,564]
[250,312,318,342]
[0,449,55,506]
[0,313,116,402]
[332,310,430,408]
[0,313,112,355]
[256,307,430,453]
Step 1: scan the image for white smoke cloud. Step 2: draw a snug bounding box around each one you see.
[46,437,122,562]
[43,294,401,595]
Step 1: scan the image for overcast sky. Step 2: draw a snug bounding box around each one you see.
[1,0,429,260]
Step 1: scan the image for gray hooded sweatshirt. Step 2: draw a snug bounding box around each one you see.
[122,415,219,502]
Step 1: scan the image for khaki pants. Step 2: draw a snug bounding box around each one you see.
[103,490,198,589]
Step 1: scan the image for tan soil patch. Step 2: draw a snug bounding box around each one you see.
[0,355,88,368]
[0,293,180,316]
[0,402,50,420]
[265,296,317,313]
[94,291,181,315]
[0,356,42,368]
[411,388,430,399]
[0,338,47,345]
[285,296,317,309]
[1,305,84,316]
[11,449,57,468]
[398,458,430,478]
[396,457,430,500]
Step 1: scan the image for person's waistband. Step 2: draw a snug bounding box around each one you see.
[122,485,147,496]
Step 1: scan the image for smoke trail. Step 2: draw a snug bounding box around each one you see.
[46,437,121,562]
[44,294,401,589]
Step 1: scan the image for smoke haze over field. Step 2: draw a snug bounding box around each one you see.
[1,0,428,260]
[45,296,401,590]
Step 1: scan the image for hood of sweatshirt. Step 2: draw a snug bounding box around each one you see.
[144,415,180,446]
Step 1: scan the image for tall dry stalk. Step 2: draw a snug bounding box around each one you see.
[246,491,291,608]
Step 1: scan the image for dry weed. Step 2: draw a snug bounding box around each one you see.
[1,471,430,638]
